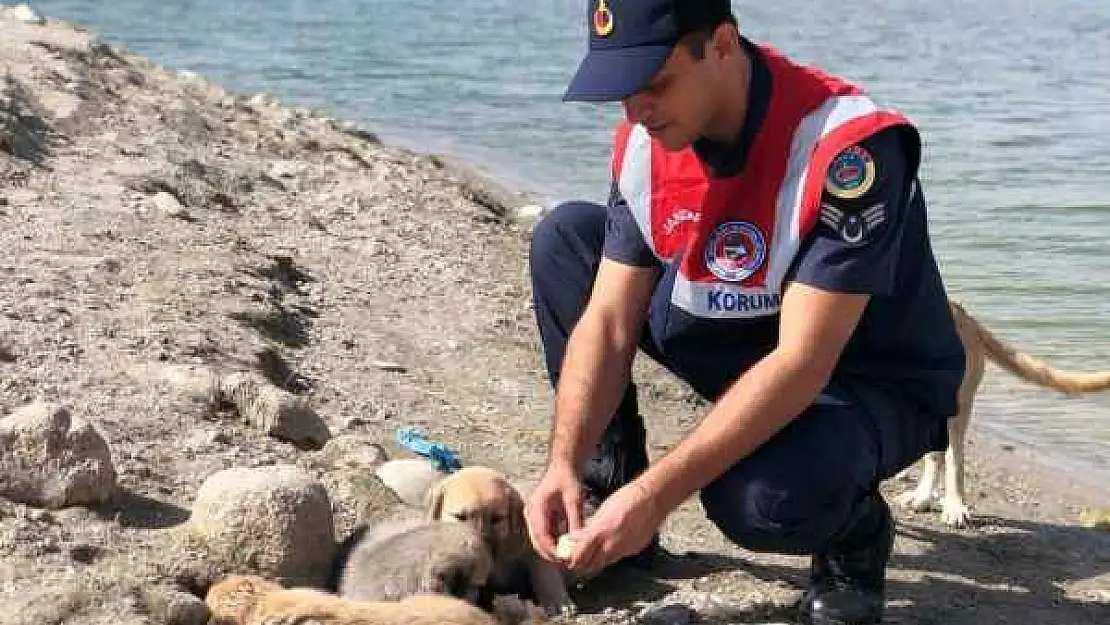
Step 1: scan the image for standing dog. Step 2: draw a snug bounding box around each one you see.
[895,300,1110,527]
[426,466,575,616]
[206,574,501,625]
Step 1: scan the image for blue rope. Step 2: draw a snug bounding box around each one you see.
[396,427,463,473]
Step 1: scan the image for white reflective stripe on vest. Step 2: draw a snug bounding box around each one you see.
[616,123,657,259]
[764,94,880,291]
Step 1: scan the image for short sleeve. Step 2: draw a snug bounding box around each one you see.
[601,181,659,268]
[786,126,917,296]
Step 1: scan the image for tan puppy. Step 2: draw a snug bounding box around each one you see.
[335,518,493,604]
[895,300,1110,527]
[205,574,500,625]
[426,466,575,616]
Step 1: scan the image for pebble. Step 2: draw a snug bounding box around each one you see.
[514,204,546,220]
[637,603,696,625]
[151,191,189,218]
[7,4,44,24]
[371,360,407,373]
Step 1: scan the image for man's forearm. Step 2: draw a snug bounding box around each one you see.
[548,313,639,471]
[637,347,831,513]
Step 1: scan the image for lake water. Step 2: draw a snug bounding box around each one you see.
[25,0,1110,489]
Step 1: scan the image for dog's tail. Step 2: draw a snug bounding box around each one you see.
[952,300,1110,396]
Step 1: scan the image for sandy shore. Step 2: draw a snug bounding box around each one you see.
[1,6,1107,624]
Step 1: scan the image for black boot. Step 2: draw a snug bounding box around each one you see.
[798,493,894,625]
[580,385,660,568]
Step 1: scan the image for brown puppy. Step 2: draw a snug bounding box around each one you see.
[426,466,574,616]
[205,574,500,625]
[895,300,1110,527]
[335,518,493,604]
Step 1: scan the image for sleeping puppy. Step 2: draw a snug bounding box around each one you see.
[205,574,500,625]
[334,517,493,605]
[426,466,575,616]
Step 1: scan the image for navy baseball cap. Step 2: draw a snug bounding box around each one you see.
[564,0,735,102]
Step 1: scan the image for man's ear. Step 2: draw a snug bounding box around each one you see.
[712,20,740,61]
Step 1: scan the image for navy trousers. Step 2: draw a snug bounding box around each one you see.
[529,200,946,556]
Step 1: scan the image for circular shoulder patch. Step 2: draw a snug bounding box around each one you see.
[825,145,876,200]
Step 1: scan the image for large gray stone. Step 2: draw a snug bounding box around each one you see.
[0,402,117,508]
[188,464,336,587]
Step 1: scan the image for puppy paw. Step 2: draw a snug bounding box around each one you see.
[894,489,937,512]
[491,595,563,624]
[941,498,971,528]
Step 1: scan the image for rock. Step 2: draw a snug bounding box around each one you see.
[514,204,546,221]
[321,469,404,530]
[373,458,448,507]
[155,363,220,404]
[26,508,53,523]
[218,371,331,450]
[151,191,190,219]
[637,603,696,625]
[0,402,117,509]
[268,160,300,179]
[5,4,44,24]
[342,415,374,430]
[68,543,101,564]
[371,360,407,373]
[188,465,336,587]
[313,434,389,472]
[302,436,399,529]
[336,120,380,144]
[248,93,278,109]
[140,585,209,625]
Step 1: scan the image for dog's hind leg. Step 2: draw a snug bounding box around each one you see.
[940,425,971,527]
[940,332,985,528]
[940,388,978,526]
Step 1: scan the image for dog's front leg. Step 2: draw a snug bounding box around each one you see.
[528,558,576,617]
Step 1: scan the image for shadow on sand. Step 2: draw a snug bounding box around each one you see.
[568,515,1110,624]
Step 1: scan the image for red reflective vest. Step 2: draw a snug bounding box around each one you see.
[609,44,918,320]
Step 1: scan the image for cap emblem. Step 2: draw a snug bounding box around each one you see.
[592,0,615,37]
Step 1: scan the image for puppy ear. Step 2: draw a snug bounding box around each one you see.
[505,483,529,555]
[425,478,446,521]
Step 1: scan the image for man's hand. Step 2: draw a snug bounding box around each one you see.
[562,480,662,575]
[525,463,586,563]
